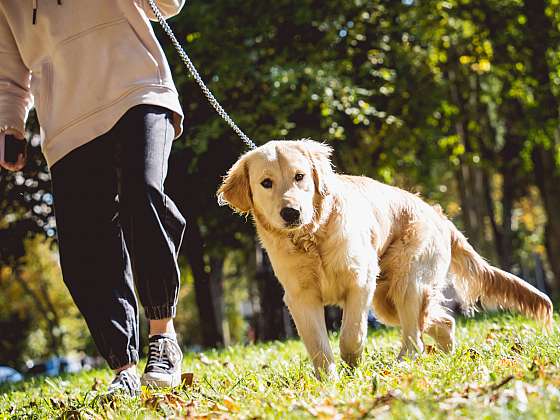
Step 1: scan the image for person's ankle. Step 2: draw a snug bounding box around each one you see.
[149,318,175,337]
[114,363,138,374]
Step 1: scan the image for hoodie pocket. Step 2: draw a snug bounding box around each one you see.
[50,18,161,129]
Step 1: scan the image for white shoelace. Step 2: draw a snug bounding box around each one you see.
[146,337,181,372]
[107,369,140,395]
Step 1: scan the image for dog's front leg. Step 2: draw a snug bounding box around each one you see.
[339,285,374,367]
[284,293,336,380]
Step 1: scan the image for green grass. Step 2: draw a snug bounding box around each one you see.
[2,313,560,419]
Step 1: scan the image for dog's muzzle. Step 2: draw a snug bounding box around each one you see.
[280,207,301,226]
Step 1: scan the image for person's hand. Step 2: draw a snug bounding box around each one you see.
[0,128,27,172]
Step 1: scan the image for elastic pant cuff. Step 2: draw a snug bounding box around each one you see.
[107,348,139,370]
[145,303,176,320]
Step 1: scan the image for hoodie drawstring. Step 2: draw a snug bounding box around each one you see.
[32,0,37,24]
[33,0,62,25]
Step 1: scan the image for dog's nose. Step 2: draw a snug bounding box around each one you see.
[280,207,300,224]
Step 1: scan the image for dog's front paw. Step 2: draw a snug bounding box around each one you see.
[314,363,339,381]
[397,340,424,361]
[341,351,362,368]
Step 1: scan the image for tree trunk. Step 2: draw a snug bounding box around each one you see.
[209,256,227,346]
[480,150,518,273]
[476,6,534,272]
[448,68,491,254]
[524,0,560,288]
[0,315,31,367]
[255,243,292,341]
[455,161,488,252]
[181,220,224,347]
[495,129,525,272]
[533,149,560,289]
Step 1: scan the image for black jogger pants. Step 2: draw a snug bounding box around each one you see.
[50,105,186,369]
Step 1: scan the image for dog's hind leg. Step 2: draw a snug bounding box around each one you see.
[284,292,336,380]
[339,284,375,367]
[395,282,425,360]
[372,277,400,326]
[425,312,455,352]
[386,233,451,360]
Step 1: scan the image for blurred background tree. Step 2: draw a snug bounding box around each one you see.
[1,0,559,369]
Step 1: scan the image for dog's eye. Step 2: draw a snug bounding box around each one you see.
[295,173,304,182]
[261,179,273,189]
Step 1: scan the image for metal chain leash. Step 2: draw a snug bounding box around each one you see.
[147,0,257,150]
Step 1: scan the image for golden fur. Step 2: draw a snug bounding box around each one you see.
[218,140,553,378]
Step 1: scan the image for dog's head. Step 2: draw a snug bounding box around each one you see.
[217,140,334,231]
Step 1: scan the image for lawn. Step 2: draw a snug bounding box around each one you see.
[1,313,559,419]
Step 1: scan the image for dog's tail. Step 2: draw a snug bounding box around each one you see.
[449,224,553,328]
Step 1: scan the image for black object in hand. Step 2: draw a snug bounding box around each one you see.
[5,134,26,164]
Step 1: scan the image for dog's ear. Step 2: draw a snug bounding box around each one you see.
[217,156,253,214]
[302,140,334,197]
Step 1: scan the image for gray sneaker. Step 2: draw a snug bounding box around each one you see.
[141,334,182,387]
[104,369,141,399]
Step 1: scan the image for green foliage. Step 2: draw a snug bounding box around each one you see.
[1,313,559,418]
[173,251,251,347]
[0,236,90,364]
[161,0,560,280]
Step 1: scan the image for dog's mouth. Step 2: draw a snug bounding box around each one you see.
[283,220,303,229]
[279,207,303,229]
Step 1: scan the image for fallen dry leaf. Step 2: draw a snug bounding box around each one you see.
[182,372,194,387]
[166,393,188,408]
[183,401,197,418]
[143,392,195,415]
[91,377,103,391]
[63,410,80,420]
[465,348,481,360]
[359,389,405,417]
[49,397,66,409]
[222,361,234,370]
[223,396,240,412]
[210,402,229,412]
[143,395,162,410]
[425,344,436,354]
[498,357,516,367]
[510,338,523,354]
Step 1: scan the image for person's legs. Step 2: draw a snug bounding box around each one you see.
[116,104,185,327]
[51,131,140,376]
[115,104,186,387]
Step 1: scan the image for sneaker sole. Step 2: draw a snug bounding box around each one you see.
[140,372,182,388]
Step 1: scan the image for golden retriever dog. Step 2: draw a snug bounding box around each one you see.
[217,139,553,378]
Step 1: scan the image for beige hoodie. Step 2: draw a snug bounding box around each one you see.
[0,0,185,168]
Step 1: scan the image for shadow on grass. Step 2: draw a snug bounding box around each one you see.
[0,369,102,395]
